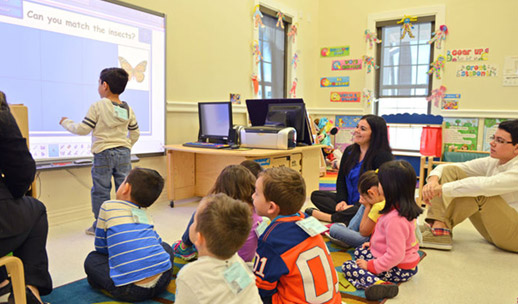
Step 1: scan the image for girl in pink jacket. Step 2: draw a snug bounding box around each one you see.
[342,160,422,301]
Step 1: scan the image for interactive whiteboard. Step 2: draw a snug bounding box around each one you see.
[0,0,165,161]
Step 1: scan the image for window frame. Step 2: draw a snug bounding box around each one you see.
[374,16,436,115]
[257,6,291,99]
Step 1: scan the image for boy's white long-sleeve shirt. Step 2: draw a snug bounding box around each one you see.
[61,98,139,154]
[428,155,518,210]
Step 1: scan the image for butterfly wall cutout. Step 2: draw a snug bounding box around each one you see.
[118,56,147,83]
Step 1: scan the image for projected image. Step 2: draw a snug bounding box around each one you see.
[0,0,165,161]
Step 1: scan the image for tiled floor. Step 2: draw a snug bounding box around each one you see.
[8,198,518,303]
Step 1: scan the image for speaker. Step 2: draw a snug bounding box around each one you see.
[229,125,243,145]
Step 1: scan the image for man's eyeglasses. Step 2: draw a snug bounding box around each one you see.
[490,135,514,144]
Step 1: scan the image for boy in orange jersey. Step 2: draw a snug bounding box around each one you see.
[252,167,341,304]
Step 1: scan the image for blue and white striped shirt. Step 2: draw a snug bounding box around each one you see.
[95,200,172,286]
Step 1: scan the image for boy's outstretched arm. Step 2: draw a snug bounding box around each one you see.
[60,105,97,135]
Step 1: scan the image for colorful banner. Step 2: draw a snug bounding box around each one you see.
[443,118,479,151]
[456,64,497,77]
[320,76,349,87]
[320,46,350,57]
[446,48,489,62]
[331,59,362,70]
[441,94,460,110]
[330,92,361,102]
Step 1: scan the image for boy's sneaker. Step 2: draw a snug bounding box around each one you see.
[420,225,453,250]
[365,282,399,301]
[172,240,198,261]
[85,225,95,236]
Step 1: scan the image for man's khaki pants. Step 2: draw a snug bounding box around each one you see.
[426,166,518,252]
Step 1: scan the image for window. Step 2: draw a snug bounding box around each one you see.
[375,18,435,151]
[257,9,289,98]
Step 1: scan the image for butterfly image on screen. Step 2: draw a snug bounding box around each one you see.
[118,56,148,83]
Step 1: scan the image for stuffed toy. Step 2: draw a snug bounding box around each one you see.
[314,118,341,169]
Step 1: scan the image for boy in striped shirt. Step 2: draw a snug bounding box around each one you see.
[84,168,173,302]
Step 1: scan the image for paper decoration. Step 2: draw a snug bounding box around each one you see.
[288,24,297,43]
[456,64,497,77]
[442,94,460,110]
[362,88,374,105]
[446,48,489,62]
[290,78,298,97]
[230,93,241,105]
[320,76,349,87]
[320,46,350,57]
[253,5,265,28]
[292,52,299,69]
[503,56,518,86]
[362,55,379,73]
[426,85,447,107]
[428,55,445,79]
[251,74,259,95]
[364,29,381,49]
[252,40,262,65]
[397,15,417,39]
[428,25,448,49]
[276,11,285,28]
[332,59,362,71]
[443,118,479,151]
[330,92,361,102]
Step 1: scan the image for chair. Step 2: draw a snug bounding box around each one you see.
[417,149,490,204]
[0,256,26,304]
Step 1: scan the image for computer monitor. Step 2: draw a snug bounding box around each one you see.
[198,102,233,144]
[246,98,313,146]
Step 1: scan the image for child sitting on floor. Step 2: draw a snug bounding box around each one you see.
[172,164,262,262]
[341,160,422,301]
[174,193,262,303]
[84,168,173,302]
[253,167,341,304]
[328,170,385,248]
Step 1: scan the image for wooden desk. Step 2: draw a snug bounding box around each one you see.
[164,144,321,203]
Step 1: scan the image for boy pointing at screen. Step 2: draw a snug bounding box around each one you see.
[60,67,140,235]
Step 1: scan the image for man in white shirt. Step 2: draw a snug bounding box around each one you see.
[421,120,518,252]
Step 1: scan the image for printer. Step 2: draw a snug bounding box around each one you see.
[240,126,296,150]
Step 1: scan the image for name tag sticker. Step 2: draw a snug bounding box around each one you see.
[255,219,270,237]
[296,216,328,237]
[131,208,150,225]
[114,105,128,119]
[223,262,253,294]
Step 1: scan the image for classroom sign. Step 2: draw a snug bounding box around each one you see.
[443,118,478,151]
[320,46,350,57]
[331,59,362,70]
[330,92,360,102]
[446,48,489,62]
[441,94,460,110]
[456,64,497,77]
[320,76,349,87]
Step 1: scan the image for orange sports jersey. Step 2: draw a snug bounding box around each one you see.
[253,213,341,304]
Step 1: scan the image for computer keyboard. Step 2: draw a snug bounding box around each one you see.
[183,142,230,149]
